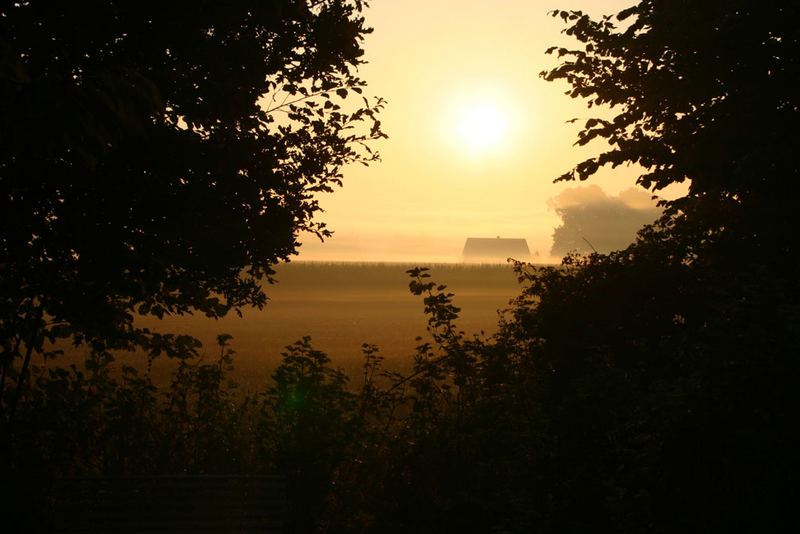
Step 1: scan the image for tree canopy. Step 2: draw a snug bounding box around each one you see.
[504,2,800,529]
[0,0,385,407]
[0,1,388,434]
[543,0,799,201]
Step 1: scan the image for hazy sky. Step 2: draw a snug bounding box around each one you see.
[296,0,680,263]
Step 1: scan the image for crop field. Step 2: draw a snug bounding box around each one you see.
[58,262,528,390]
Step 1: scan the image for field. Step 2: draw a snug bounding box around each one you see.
[67,262,526,390]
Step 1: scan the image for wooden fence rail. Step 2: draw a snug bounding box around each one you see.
[52,474,286,533]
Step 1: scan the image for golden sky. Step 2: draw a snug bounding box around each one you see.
[297,0,680,263]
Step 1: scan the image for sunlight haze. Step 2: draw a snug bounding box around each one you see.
[297,0,675,263]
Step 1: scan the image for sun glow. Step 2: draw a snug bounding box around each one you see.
[456,103,508,150]
[436,85,521,160]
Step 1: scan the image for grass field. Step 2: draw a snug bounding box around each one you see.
[61,262,525,390]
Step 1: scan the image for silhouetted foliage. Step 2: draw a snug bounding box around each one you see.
[262,337,359,534]
[5,1,800,533]
[0,2,384,432]
[511,1,800,530]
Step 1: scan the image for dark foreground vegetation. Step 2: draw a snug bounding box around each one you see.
[5,251,799,532]
[3,0,800,532]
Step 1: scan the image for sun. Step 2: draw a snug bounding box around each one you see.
[434,85,525,161]
[456,103,509,150]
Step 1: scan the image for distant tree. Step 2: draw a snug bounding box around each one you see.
[549,186,661,256]
[550,202,658,255]
[0,1,385,427]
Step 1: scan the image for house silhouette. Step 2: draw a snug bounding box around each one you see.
[462,237,531,261]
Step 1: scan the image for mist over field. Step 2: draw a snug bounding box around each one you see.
[297,235,561,264]
[89,262,524,388]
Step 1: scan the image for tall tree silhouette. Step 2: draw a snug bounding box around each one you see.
[506,1,800,530]
[0,2,384,425]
